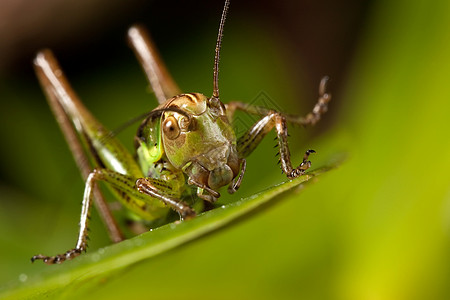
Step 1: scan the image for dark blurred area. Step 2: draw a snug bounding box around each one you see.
[1,0,372,92]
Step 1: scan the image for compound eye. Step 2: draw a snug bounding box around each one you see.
[162,116,180,140]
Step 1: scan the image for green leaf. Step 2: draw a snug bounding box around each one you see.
[0,164,337,299]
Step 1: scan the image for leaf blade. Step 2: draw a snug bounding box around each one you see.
[1,164,336,299]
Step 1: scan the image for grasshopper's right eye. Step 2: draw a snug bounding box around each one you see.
[163,116,180,140]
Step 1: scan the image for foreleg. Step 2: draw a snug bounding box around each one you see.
[237,112,315,179]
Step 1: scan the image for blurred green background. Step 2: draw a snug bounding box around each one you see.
[1,0,450,299]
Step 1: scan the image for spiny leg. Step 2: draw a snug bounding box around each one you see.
[227,77,330,179]
[31,169,195,264]
[34,50,124,243]
[225,76,331,126]
[136,178,196,220]
[236,111,315,179]
[31,170,102,264]
[274,116,318,178]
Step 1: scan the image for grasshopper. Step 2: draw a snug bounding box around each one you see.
[31,0,331,264]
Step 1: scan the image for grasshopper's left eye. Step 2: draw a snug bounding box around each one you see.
[163,116,180,140]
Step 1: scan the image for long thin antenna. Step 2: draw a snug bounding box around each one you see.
[213,0,230,99]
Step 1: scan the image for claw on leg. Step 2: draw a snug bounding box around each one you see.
[31,247,84,265]
[228,159,246,194]
[293,76,331,126]
[287,149,316,179]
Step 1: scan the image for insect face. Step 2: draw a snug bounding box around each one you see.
[161,93,240,190]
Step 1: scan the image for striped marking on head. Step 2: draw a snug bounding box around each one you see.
[164,93,208,115]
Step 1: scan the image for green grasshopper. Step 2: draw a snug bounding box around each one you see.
[31,0,331,264]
